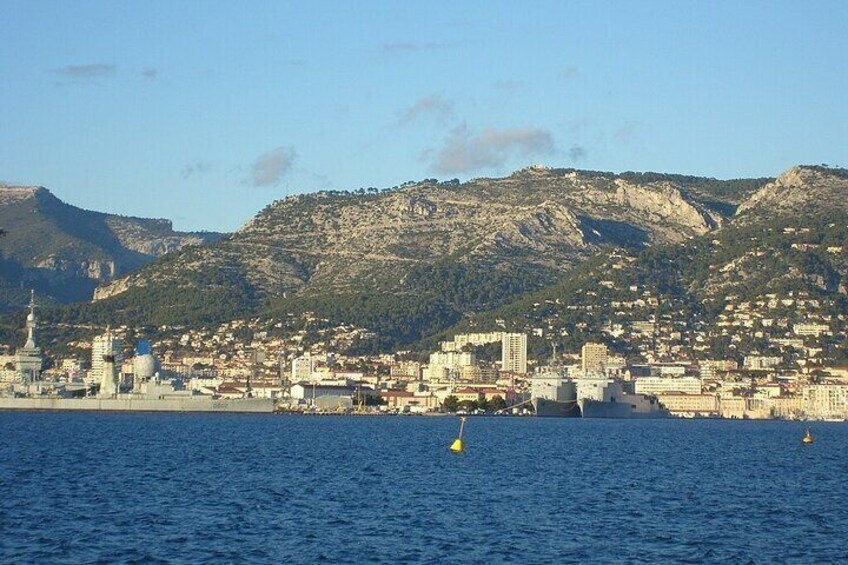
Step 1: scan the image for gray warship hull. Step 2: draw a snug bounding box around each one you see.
[0,396,275,413]
[532,397,581,418]
[578,398,670,419]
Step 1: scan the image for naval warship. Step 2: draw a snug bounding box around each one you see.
[531,371,669,418]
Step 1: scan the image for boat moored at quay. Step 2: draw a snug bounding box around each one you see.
[531,370,669,419]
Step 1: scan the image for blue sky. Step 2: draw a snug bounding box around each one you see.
[1,1,846,232]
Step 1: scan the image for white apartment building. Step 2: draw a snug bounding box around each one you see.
[793,323,831,337]
[803,384,848,420]
[501,333,527,374]
[291,353,314,382]
[743,356,782,371]
[699,360,738,379]
[441,332,504,352]
[428,351,476,380]
[635,376,702,396]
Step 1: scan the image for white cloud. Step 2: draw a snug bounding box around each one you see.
[250,147,296,187]
[52,63,115,80]
[429,124,555,175]
[398,95,454,125]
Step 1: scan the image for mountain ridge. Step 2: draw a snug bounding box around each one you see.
[75,166,779,345]
[10,164,843,354]
[0,184,224,309]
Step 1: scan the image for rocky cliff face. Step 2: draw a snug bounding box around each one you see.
[0,184,224,305]
[17,164,840,349]
[736,166,848,218]
[92,167,727,307]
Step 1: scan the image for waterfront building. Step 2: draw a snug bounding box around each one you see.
[635,376,702,396]
[380,390,439,412]
[803,384,848,420]
[289,382,361,409]
[15,290,43,383]
[581,342,608,374]
[656,392,719,416]
[768,395,804,419]
[501,333,527,374]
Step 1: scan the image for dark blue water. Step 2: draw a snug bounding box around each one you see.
[1,414,845,564]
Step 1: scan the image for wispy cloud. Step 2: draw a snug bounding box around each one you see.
[398,94,454,126]
[180,161,212,180]
[382,41,448,54]
[52,63,115,81]
[250,147,297,187]
[141,68,159,81]
[559,65,580,80]
[429,124,555,175]
[614,122,639,144]
[568,145,587,161]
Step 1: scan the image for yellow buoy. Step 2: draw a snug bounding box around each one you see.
[802,428,814,445]
[450,416,467,453]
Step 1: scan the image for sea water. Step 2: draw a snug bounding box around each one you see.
[1,413,846,563]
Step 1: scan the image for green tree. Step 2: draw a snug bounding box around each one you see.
[442,395,459,412]
[489,395,507,411]
[458,399,479,412]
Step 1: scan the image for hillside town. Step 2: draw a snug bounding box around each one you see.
[2,290,847,420]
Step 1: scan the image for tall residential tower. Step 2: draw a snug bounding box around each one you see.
[501,333,528,374]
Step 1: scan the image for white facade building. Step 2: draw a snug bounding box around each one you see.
[501,333,527,374]
[793,323,831,337]
[635,376,702,396]
[803,384,848,420]
[441,332,504,352]
[428,351,476,380]
[743,356,782,371]
[291,353,315,382]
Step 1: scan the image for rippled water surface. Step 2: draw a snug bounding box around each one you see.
[1,413,846,563]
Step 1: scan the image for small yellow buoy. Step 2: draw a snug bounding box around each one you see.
[802,428,814,445]
[450,416,467,453]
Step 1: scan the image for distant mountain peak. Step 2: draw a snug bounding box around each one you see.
[0,184,49,205]
[0,181,224,307]
[737,165,848,218]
